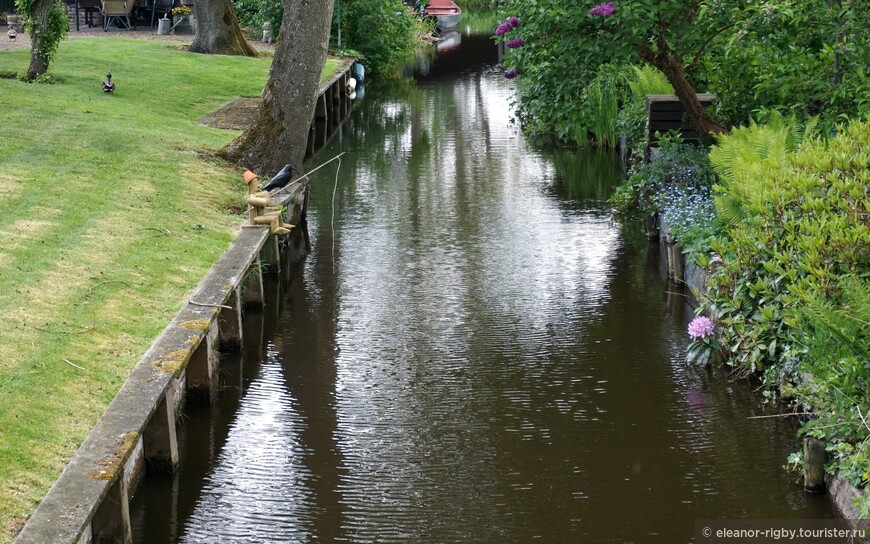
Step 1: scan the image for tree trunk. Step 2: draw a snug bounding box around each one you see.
[640,35,728,137]
[188,0,258,57]
[26,0,56,80]
[220,0,334,176]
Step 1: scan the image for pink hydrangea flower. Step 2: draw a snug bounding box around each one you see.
[504,68,518,79]
[506,38,525,49]
[508,16,521,28]
[688,316,715,341]
[589,2,616,16]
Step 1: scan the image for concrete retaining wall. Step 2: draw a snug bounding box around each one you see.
[14,191,308,544]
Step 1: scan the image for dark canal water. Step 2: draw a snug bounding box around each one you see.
[131,33,836,543]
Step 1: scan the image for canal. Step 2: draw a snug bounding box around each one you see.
[131,33,836,543]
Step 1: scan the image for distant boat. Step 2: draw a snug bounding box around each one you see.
[424,0,461,32]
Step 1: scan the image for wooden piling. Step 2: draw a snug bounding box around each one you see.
[803,437,827,493]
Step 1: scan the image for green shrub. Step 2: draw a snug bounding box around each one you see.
[566,64,624,148]
[611,142,719,251]
[702,119,870,511]
[231,0,282,39]
[342,0,427,76]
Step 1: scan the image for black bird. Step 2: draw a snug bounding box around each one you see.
[262,164,295,192]
[102,72,115,93]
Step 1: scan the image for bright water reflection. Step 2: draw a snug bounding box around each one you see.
[133,34,835,544]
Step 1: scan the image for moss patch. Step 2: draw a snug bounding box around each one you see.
[179,319,211,332]
[89,432,139,481]
[153,349,192,375]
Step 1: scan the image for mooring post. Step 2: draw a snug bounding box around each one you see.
[90,476,132,544]
[185,320,220,404]
[803,437,827,492]
[143,394,179,473]
[218,286,243,351]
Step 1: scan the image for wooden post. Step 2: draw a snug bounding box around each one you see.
[143,394,179,473]
[259,234,281,275]
[90,477,132,544]
[185,320,219,404]
[644,214,658,241]
[803,437,827,492]
[242,256,265,310]
[306,120,316,159]
[218,286,243,351]
[315,94,328,150]
[670,243,684,282]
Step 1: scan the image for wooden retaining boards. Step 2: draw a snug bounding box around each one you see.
[14,227,270,544]
[307,58,356,159]
[646,93,717,145]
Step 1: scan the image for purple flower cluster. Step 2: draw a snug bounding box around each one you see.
[496,16,523,80]
[495,16,521,36]
[688,316,715,341]
[589,1,616,16]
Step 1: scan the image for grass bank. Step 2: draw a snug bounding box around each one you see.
[0,38,340,542]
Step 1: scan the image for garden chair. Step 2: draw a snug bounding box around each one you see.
[101,0,135,31]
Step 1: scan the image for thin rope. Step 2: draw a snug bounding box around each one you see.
[331,157,342,273]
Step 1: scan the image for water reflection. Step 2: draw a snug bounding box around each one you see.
[133,33,835,544]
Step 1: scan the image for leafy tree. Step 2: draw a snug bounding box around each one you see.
[499,0,749,137]
[15,0,67,81]
[221,0,334,175]
[699,0,870,131]
[499,1,870,141]
[190,0,259,56]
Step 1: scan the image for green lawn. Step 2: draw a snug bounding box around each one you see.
[0,38,339,542]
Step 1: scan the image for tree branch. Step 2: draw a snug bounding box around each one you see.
[684,21,739,72]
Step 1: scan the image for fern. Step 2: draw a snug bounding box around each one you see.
[709,113,817,225]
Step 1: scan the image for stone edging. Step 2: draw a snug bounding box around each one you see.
[13,224,276,544]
